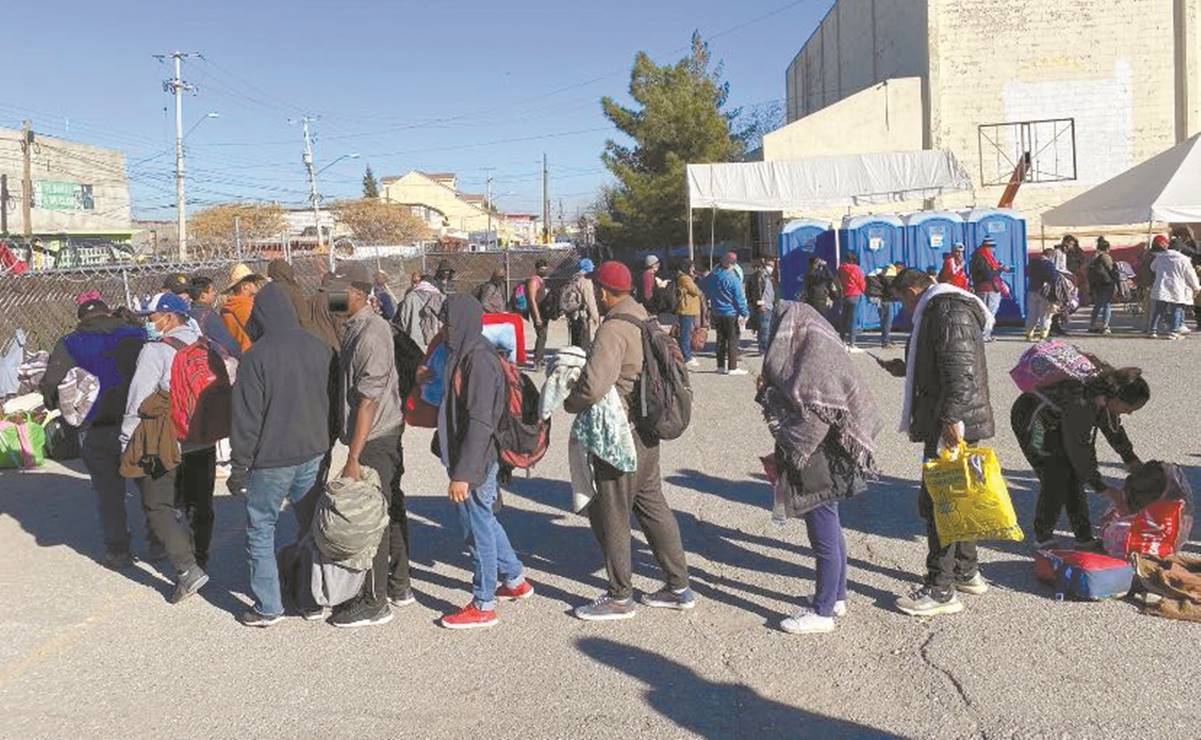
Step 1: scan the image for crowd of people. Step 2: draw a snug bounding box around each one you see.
[31,230,1174,635]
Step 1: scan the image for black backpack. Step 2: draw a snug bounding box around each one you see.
[1087,256,1115,290]
[540,285,563,321]
[609,314,692,441]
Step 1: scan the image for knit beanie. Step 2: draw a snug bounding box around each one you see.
[595,261,632,292]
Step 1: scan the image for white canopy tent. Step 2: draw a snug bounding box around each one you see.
[1042,133,1201,227]
[685,149,973,260]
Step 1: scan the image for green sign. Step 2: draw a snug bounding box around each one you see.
[34,180,94,211]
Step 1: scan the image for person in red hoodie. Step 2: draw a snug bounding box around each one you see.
[836,253,867,352]
[938,243,969,291]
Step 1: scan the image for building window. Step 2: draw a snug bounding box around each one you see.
[978,118,1076,186]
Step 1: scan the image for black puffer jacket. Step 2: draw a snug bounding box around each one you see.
[906,293,994,443]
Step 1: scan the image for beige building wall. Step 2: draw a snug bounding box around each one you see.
[766,76,924,160]
[0,128,132,235]
[380,171,491,234]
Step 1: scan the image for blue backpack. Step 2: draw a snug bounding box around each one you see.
[63,326,146,425]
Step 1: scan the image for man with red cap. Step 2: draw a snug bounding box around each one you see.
[563,261,693,621]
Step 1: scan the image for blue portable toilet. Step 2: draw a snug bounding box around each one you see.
[840,214,905,330]
[903,211,966,275]
[963,208,1028,323]
[777,219,835,303]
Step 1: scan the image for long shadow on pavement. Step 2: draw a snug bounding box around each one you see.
[575,637,890,738]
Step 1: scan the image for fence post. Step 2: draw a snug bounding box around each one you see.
[121,266,132,308]
[283,231,291,264]
[421,245,427,275]
[234,216,242,261]
[504,247,511,299]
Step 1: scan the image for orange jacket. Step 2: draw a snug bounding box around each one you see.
[221,294,255,351]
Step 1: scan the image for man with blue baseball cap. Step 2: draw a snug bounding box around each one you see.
[122,291,212,604]
[563,257,600,352]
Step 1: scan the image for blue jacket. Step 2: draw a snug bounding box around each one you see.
[1027,257,1058,295]
[705,267,749,318]
[190,303,242,358]
[40,315,146,428]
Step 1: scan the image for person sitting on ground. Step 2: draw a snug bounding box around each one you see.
[231,282,335,627]
[472,267,509,314]
[564,261,693,621]
[836,253,866,352]
[674,258,703,369]
[880,268,994,618]
[188,277,242,358]
[1086,237,1121,335]
[39,295,146,570]
[221,263,263,352]
[937,243,969,290]
[1011,364,1148,550]
[121,292,211,604]
[758,300,881,635]
[435,294,534,629]
[704,252,750,375]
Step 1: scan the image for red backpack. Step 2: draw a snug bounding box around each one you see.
[495,355,551,471]
[160,337,235,445]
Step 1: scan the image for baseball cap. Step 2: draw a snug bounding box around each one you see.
[139,292,190,317]
[77,298,110,320]
[162,272,190,294]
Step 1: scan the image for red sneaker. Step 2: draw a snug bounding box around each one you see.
[441,602,499,630]
[495,580,535,601]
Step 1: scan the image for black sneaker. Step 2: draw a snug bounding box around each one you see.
[641,586,697,610]
[331,598,393,629]
[388,588,417,607]
[239,609,283,628]
[169,566,209,604]
[101,550,134,570]
[574,594,637,621]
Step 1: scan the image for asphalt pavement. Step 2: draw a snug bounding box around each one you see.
[1,309,1199,739]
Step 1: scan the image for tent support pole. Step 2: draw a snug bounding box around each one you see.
[709,207,717,270]
[687,191,694,263]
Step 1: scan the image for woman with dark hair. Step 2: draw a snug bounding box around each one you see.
[1011,363,1150,549]
[674,258,703,368]
[757,300,881,634]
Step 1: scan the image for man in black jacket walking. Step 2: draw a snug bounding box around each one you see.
[883,269,995,617]
[230,283,335,627]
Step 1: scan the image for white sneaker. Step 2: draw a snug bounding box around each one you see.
[800,595,848,617]
[726,368,749,376]
[780,608,835,635]
[686,358,700,369]
[1180,325,1192,334]
[847,346,865,354]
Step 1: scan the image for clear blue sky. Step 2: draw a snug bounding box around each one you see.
[2,0,832,220]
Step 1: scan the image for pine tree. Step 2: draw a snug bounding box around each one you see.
[362,165,380,199]
[597,32,745,251]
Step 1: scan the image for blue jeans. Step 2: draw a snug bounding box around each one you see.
[677,314,695,361]
[1090,285,1114,328]
[455,462,524,610]
[757,307,773,353]
[803,502,847,617]
[840,297,860,347]
[1150,301,1185,333]
[978,291,1001,339]
[245,455,323,617]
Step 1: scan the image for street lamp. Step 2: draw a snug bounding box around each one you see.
[184,112,220,141]
[313,152,360,271]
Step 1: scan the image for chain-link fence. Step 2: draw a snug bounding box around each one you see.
[0,247,582,354]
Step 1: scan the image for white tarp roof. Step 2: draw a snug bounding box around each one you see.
[1042,134,1201,226]
[686,150,972,212]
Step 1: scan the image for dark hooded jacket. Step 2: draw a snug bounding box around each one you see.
[438,295,505,488]
[231,282,335,471]
[907,292,994,443]
[268,259,311,327]
[40,313,145,428]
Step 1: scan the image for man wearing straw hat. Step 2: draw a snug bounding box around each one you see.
[221,263,263,353]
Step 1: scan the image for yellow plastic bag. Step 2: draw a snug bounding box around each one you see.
[922,443,1024,544]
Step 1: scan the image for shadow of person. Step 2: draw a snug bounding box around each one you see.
[575,637,887,737]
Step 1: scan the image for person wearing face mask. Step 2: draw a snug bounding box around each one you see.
[746,258,777,355]
[1011,365,1148,550]
[120,292,211,603]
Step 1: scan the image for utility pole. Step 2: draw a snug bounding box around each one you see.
[20,120,33,238]
[1,173,8,235]
[155,52,198,261]
[483,168,494,250]
[298,116,328,270]
[541,153,549,245]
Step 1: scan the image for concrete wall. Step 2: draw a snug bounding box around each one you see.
[765,76,924,160]
[927,0,1197,238]
[0,128,132,235]
[785,0,927,122]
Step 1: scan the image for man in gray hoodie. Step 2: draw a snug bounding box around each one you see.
[231,283,336,627]
[121,292,209,604]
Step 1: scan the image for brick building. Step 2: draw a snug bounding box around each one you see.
[763,0,1201,243]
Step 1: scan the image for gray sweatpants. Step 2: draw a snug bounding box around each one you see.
[586,429,689,600]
